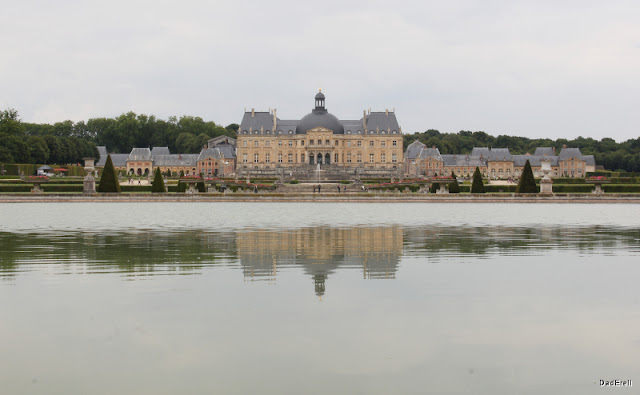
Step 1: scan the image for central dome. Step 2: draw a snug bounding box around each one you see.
[295,91,344,134]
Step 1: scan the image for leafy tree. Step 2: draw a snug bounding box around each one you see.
[26,136,50,163]
[471,167,485,193]
[516,160,538,193]
[430,182,439,193]
[151,167,165,193]
[448,171,460,193]
[97,155,121,193]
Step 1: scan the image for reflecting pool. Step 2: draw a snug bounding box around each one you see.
[1,203,639,394]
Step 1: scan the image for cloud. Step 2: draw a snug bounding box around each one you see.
[1,0,638,140]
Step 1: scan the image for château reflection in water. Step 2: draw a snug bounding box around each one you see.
[236,226,404,296]
[1,225,639,295]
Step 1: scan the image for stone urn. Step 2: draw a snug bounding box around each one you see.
[585,177,610,195]
[539,159,553,195]
[25,176,49,194]
[180,177,203,194]
[83,157,96,194]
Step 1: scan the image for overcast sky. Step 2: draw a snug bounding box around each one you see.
[1,0,639,141]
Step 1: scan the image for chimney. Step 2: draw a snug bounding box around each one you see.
[251,108,255,117]
[553,147,556,153]
[432,145,436,149]
[562,144,567,149]
[385,109,389,115]
[273,108,277,130]
[363,110,367,129]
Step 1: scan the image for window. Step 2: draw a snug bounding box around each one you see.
[301,153,305,162]
[392,140,397,147]
[369,153,375,163]
[347,141,351,147]
[381,141,386,147]
[301,140,305,146]
[369,141,374,147]
[288,141,293,147]
[317,139,322,145]
[309,140,314,146]
[381,153,386,163]
[347,153,352,163]
[335,140,338,146]
[278,141,283,147]
[357,141,362,147]
[334,153,339,163]
[242,153,247,163]
[242,141,247,147]
[357,153,362,163]
[254,153,259,163]
[392,153,397,163]
[288,153,293,163]
[265,140,270,147]
[254,141,259,147]
[278,153,283,163]
[265,153,270,163]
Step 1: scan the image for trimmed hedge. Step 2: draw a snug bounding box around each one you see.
[603,184,640,193]
[120,185,152,192]
[43,184,83,192]
[0,185,32,192]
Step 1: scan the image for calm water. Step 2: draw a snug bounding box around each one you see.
[1,203,639,395]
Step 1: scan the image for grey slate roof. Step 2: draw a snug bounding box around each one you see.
[471,147,490,158]
[583,155,596,166]
[365,112,401,133]
[559,147,583,160]
[239,93,401,136]
[441,155,487,167]
[197,148,223,162]
[128,148,152,161]
[470,147,511,161]
[151,147,171,156]
[108,154,129,167]
[418,148,443,160]
[512,155,559,167]
[96,146,108,166]
[534,147,555,156]
[488,148,512,161]
[215,144,236,159]
[96,147,128,167]
[240,112,274,133]
[152,154,198,167]
[404,140,425,160]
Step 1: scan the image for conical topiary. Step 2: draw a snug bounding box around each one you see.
[448,171,460,193]
[97,154,121,193]
[516,159,538,193]
[151,167,165,193]
[471,167,485,193]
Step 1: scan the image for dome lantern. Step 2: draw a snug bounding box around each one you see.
[314,89,326,112]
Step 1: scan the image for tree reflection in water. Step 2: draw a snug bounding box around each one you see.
[1,226,639,295]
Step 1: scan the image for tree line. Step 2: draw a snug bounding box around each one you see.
[0,108,238,165]
[404,129,640,172]
[2,107,638,171]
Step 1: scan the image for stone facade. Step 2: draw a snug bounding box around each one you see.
[404,141,596,179]
[236,91,404,179]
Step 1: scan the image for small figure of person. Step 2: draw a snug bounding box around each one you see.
[318,184,321,193]
[313,185,316,193]
[337,185,341,193]
[254,185,258,193]
[138,179,141,185]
